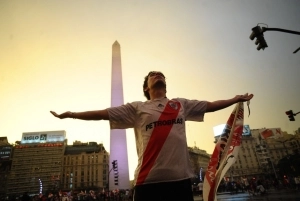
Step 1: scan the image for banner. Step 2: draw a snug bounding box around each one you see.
[203,103,244,201]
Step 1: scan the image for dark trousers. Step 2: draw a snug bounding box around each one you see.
[133,178,194,201]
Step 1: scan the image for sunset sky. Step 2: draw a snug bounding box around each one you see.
[1,0,300,180]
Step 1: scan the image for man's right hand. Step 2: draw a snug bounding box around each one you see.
[50,111,72,119]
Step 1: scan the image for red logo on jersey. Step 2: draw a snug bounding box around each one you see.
[168,101,178,110]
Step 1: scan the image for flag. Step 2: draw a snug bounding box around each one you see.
[203,102,244,201]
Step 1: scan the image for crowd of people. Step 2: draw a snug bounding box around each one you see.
[215,175,300,196]
[2,175,300,201]
[1,189,133,201]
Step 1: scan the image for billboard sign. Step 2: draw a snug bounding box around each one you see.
[213,124,226,137]
[213,124,251,137]
[21,130,66,144]
[242,125,251,136]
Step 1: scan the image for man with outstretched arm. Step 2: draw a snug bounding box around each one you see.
[51,71,253,201]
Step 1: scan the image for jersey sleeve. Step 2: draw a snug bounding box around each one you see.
[107,102,138,129]
[177,98,207,121]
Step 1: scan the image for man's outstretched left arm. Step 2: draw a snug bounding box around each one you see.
[206,93,253,113]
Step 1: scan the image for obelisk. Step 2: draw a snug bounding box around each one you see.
[109,41,130,190]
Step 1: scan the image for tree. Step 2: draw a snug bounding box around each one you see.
[277,152,300,177]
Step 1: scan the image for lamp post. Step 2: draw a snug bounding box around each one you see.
[107,165,113,191]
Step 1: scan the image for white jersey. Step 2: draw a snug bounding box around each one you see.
[107,97,207,186]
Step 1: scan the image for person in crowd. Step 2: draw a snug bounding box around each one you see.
[21,192,30,201]
[256,180,266,195]
[197,181,203,198]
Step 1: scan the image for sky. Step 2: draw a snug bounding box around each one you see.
[1,0,300,180]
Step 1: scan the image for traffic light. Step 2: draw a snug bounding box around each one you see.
[285,110,295,121]
[112,160,118,170]
[249,26,268,50]
[114,171,119,185]
[112,160,119,185]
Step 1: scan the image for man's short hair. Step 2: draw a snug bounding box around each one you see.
[143,73,151,100]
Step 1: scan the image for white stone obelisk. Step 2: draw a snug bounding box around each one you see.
[109,41,130,190]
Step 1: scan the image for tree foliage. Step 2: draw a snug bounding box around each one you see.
[277,152,300,176]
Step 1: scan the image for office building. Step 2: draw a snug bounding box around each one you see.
[6,131,66,195]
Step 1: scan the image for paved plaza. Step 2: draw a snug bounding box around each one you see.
[193,189,300,201]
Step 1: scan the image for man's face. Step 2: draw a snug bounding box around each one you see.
[147,71,166,89]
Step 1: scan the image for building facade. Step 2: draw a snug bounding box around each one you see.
[0,137,12,197]
[223,128,300,181]
[61,141,109,191]
[227,134,261,179]
[188,146,211,182]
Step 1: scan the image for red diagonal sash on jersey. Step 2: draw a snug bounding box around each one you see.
[136,101,181,185]
[203,103,244,201]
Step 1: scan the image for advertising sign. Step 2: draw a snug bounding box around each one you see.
[242,125,251,136]
[213,124,251,137]
[259,128,282,139]
[213,124,226,137]
[21,130,66,144]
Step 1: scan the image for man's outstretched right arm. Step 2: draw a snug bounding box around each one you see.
[50,110,109,120]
